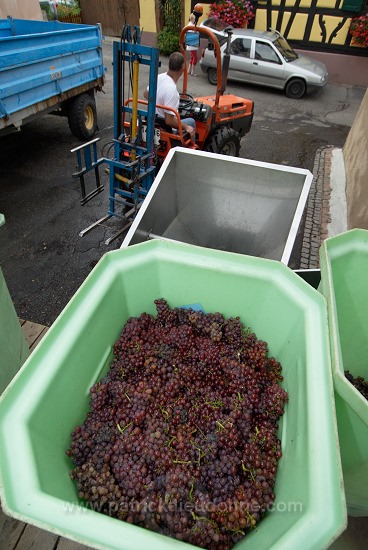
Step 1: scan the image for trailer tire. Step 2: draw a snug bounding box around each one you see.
[207,68,217,86]
[204,127,241,157]
[68,93,97,141]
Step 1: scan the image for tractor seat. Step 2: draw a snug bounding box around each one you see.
[155,116,173,133]
[155,116,192,142]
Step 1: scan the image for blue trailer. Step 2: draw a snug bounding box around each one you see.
[0,17,105,140]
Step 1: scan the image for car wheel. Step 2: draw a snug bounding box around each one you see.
[204,127,241,157]
[207,68,217,86]
[68,93,98,141]
[285,78,306,99]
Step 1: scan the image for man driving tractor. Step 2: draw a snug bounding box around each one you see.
[143,51,196,142]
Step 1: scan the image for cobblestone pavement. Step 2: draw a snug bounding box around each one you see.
[300,145,336,269]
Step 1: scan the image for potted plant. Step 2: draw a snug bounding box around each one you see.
[207,0,255,28]
[349,13,368,47]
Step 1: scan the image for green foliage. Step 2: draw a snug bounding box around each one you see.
[165,0,182,31]
[157,28,180,56]
[57,1,81,18]
[158,0,182,32]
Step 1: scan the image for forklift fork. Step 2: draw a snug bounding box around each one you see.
[71,138,104,206]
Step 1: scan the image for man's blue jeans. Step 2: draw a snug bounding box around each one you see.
[179,117,196,141]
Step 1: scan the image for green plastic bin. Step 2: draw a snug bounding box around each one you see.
[0,215,30,394]
[0,241,346,549]
[319,228,368,517]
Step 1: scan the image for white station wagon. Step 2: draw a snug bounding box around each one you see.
[199,18,328,99]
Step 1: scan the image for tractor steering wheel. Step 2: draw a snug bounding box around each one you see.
[179,93,195,111]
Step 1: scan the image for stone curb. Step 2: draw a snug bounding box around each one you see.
[300,145,336,269]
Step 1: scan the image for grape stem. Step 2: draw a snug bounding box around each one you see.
[190,512,219,531]
[242,462,256,481]
[116,421,132,434]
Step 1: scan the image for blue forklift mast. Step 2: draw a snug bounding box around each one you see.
[71,26,160,244]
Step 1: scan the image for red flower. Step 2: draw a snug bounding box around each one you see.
[349,13,368,47]
[208,0,255,28]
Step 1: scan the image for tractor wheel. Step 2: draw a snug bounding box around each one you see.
[285,78,306,99]
[204,127,241,157]
[207,68,217,86]
[68,93,98,141]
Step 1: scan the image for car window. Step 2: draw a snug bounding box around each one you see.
[255,42,282,64]
[230,38,252,58]
[202,17,230,32]
[273,37,298,62]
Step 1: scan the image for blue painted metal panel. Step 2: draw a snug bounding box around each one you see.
[0,18,105,121]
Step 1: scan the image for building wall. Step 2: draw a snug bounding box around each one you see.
[80,0,139,35]
[0,0,42,20]
[254,0,366,49]
[296,49,368,86]
[140,0,158,33]
[343,88,368,229]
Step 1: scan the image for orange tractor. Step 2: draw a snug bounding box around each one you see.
[123,23,254,170]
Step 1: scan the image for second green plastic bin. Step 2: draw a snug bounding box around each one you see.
[320,228,368,517]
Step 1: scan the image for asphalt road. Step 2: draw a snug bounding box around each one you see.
[0,38,365,326]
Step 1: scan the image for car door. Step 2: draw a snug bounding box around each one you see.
[227,37,253,83]
[250,40,285,89]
